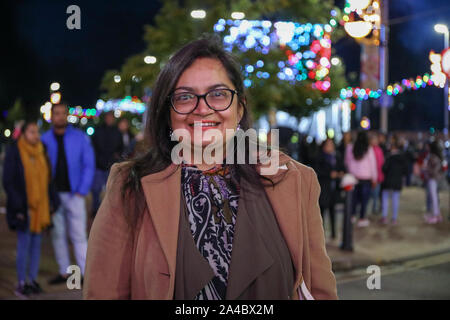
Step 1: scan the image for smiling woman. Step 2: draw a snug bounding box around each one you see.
[83,35,337,300]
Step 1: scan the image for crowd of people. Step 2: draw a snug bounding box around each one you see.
[280,129,449,235]
[2,103,138,297]
[1,102,449,299]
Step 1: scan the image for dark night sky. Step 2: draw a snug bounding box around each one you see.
[0,0,161,116]
[1,0,450,130]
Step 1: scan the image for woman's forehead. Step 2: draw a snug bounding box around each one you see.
[175,57,233,90]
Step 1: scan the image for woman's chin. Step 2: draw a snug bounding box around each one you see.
[192,140,218,148]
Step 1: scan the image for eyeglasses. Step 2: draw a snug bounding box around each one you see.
[169,88,238,115]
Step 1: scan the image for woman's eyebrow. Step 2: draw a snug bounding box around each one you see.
[173,83,230,92]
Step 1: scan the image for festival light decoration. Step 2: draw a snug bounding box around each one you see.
[40,101,52,122]
[430,51,447,88]
[342,0,381,46]
[214,19,334,92]
[96,96,146,114]
[50,92,62,104]
[340,73,435,100]
[191,10,206,19]
[360,116,371,130]
[440,48,450,78]
[50,82,60,91]
[41,96,146,123]
[344,21,373,38]
[347,0,372,11]
[68,106,100,119]
[144,56,157,64]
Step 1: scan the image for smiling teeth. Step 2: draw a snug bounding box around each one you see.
[192,122,218,127]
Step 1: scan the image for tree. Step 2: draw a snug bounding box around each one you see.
[100,0,347,120]
[6,98,26,126]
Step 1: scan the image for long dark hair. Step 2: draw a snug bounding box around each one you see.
[118,35,275,230]
[428,140,443,160]
[353,131,369,160]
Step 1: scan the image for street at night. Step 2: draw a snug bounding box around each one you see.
[0,0,449,306]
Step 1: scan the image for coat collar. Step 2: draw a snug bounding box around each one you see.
[140,152,303,299]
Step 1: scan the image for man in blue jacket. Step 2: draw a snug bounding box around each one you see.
[41,103,95,284]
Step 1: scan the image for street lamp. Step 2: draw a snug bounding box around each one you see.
[50,92,61,104]
[344,21,373,38]
[331,57,341,66]
[231,12,245,20]
[50,82,60,91]
[190,10,206,19]
[434,23,449,139]
[144,55,157,64]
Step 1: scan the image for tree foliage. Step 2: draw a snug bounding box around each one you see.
[100,0,347,119]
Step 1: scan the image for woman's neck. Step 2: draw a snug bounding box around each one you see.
[183,144,226,171]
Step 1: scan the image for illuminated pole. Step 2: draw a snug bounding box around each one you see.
[435,24,449,139]
[445,35,449,140]
[379,0,389,133]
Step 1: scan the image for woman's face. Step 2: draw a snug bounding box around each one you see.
[23,124,40,145]
[370,135,379,146]
[170,58,243,148]
[343,132,351,143]
[323,139,335,154]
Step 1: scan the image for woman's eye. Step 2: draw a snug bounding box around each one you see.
[211,90,226,97]
[175,94,194,101]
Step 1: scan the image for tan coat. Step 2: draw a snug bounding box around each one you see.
[83,152,338,300]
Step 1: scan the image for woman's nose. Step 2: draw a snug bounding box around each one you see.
[193,96,213,115]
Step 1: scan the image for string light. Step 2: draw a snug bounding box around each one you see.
[342,0,381,45]
[360,116,371,130]
[214,19,334,92]
[340,73,434,100]
[430,50,446,88]
[96,96,146,114]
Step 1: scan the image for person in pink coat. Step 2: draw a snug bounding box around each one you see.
[369,132,385,215]
[345,131,378,227]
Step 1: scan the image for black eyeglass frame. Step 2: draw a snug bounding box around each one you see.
[169,88,239,115]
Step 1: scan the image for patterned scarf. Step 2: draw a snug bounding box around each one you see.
[181,164,240,300]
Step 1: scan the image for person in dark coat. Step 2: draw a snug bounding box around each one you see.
[3,121,60,297]
[90,111,124,216]
[314,138,345,239]
[380,137,408,225]
[117,117,136,160]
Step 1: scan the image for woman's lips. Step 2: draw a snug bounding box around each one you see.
[189,121,221,131]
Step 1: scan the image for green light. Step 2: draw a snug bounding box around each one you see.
[87,127,95,136]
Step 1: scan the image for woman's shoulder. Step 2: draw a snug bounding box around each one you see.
[278,152,317,180]
[4,141,20,160]
[108,161,132,184]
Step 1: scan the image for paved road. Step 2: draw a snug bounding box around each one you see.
[336,252,450,299]
[12,252,450,300]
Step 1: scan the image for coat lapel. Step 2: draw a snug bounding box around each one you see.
[225,177,274,300]
[141,164,181,298]
[262,154,304,289]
